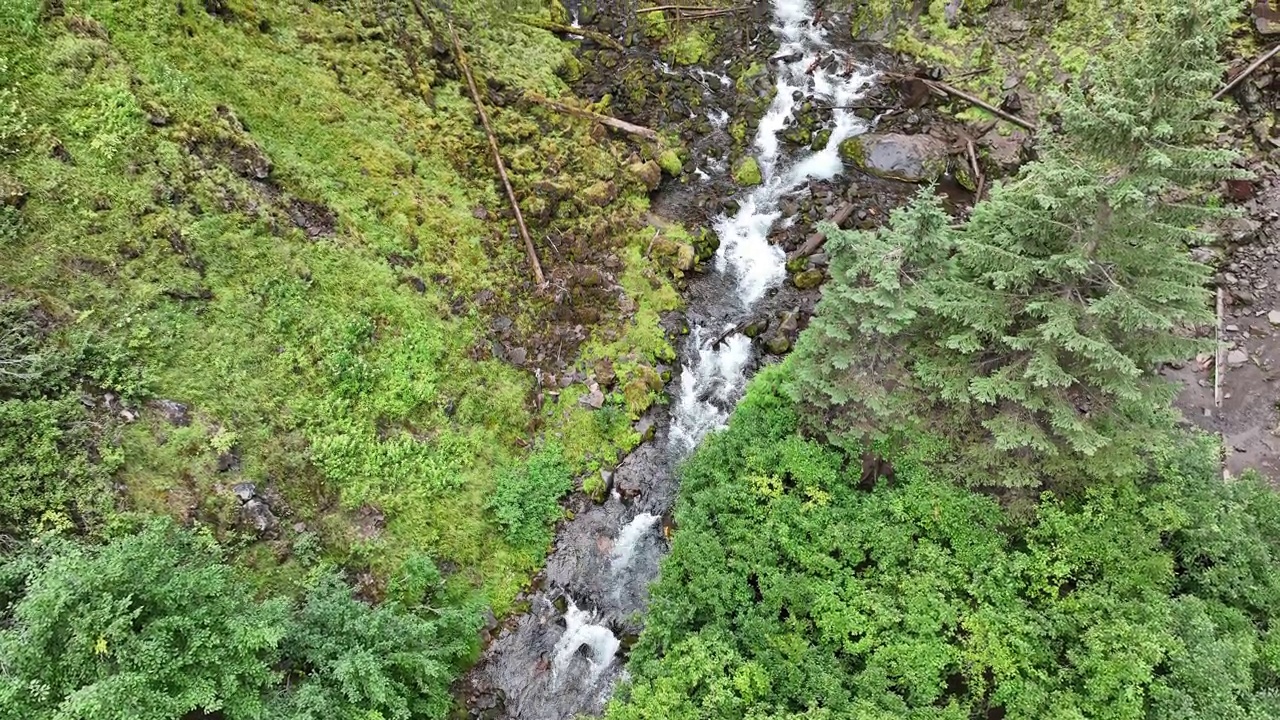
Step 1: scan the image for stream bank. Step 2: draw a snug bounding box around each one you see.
[457,2,1002,717]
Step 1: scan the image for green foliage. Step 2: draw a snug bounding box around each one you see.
[608,369,1280,720]
[488,443,573,553]
[0,521,288,720]
[271,570,476,720]
[792,0,1241,486]
[0,523,480,720]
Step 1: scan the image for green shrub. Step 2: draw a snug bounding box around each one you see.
[0,521,288,720]
[271,569,477,720]
[608,367,1280,720]
[488,442,572,552]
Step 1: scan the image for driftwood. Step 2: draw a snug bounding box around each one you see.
[524,93,659,141]
[448,22,546,286]
[790,201,857,260]
[1214,43,1280,101]
[1215,286,1225,409]
[921,78,1037,132]
[635,3,743,13]
[965,138,985,201]
[516,15,626,52]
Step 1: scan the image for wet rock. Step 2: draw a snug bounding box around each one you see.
[839,133,948,183]
[732,156,762,186]
[151,399,191,426]
[792,268,824,290]
[765,333,792,355]
[629,160,662,190]
[634,416,656,442]
[231,482,257,503]
[742,318,769,338]
[240,499,279,536]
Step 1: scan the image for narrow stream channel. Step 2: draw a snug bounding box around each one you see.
[463,3,873,717]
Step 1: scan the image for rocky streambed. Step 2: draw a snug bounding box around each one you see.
[456,2,976,718]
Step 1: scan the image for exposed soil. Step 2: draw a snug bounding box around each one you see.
[1171,51,1280,480]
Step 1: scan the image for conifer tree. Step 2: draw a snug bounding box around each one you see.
[791,0,1242,486]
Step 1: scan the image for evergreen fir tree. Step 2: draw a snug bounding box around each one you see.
[791,0,1242,486]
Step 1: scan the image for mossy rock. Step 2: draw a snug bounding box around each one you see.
[733,157,762,186]
[623,378,653,416]
[582,180,617,207]
[840,133,948,183]
[670,30,711,66]
[764,333,792,355]
[792,269,825,290]
[691,227,720,263]
[629,160,662,190]
[651,236,696,274]
[658,148,683,176]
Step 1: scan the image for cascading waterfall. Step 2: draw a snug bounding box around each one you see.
[611,513,661,572]
[551,600,621,683]
[670,0,874,452]
[465,3,873,717]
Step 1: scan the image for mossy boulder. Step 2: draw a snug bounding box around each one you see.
[629,160,662,190]
[652,236,696,274]
[840,133,948,183]
[691,227,720,263]
[765,333,792,355]
[733,156,762,186]
[582,180,617,207]
[658,148,683,177]
[792,269,825,290]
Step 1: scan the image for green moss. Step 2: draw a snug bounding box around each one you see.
[732,156,762,186]
[658,148,683,176]
[669,28,711,66]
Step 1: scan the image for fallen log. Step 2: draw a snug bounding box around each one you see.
[524,93,660,142]
[789,201,857,260]
[1214,43,1280,101]
[921,78,1036,132]
[516,15,626,52]
[448,22,546,286]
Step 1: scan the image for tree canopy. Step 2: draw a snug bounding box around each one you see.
[791,0,1241,486]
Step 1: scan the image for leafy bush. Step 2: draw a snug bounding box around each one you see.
[0,521,288,720]
[488,442,573,552]
[0,524,480,720]
[608,367,1280,720]
[271,570,477,720]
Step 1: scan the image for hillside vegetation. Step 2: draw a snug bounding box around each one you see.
[0,0,681,716]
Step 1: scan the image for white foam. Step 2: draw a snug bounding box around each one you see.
[552,599,620,683]
[611,513,660,571]
[669,0,875,452]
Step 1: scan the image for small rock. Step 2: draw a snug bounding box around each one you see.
[732,157,763,186]
[1228,348,1250,366]
[240,499,278,536]
[595,358,617,389]
[580,389,606,409]
[635,416,656,442]
[1227,324,1240,332]
[629,160,662,190]
[1269,310,1280,326]
[765,333,792,355]
[232,482,257,503]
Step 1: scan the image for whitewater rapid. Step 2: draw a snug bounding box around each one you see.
[670,0,873,453]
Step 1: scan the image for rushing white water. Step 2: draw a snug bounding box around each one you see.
[670,0,874,452]
[611,513,660,571]
[552,599,621,683]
